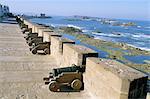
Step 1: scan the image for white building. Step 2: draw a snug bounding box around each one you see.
[0,4,3,16]
[0,4,9,17]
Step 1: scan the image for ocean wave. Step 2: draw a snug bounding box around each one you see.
[127,44,150,51]
[132,34,150,39]
[145,26,150,29]
[82,29,89,33]
[137,26,142,28]
[50,24,66,27]
[94,36,116,42]
[92,32,122,37]
[67,24,82,29]
[50,24,56,27]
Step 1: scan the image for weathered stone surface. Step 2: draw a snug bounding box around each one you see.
[62,44,98,67]
[2,18,148,99]
[51,36,75,65]
[37,28,50,37]
[43,31,61,42]
[0,22,91,99]
[85,57,148,99]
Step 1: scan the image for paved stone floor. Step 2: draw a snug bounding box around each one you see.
[0,22,93,99]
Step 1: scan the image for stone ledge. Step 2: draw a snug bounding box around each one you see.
[62,44,98,66]
[85,57,148,99]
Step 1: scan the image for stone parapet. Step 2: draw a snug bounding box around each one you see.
[85,57,148,99]
[43,31,61,42]
[38,28,51,37]
[51,36,75,56]
[16,17,149,99]
[62,44,98,67]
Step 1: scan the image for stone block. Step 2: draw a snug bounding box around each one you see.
[51,37,75,56]
[38,28,51,37]
[85,58,148,99]
[51,37,75,65]
[43,31,61,42]
[62,44,98,67]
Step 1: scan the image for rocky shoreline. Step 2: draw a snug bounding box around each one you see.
[55,26,150,73]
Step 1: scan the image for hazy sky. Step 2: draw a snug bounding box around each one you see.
[0,0,150,20]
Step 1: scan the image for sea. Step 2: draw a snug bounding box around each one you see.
[29,16,150,64]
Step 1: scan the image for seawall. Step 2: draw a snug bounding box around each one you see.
[16,16,149,99]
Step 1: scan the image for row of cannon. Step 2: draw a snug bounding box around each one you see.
[16,16,85,92]
[16,16,149,99]
[17,17,56,55]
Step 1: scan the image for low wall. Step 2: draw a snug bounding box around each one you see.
[85,58,148,99]
[18,17,149,99]
[38,28,51,37]
[51,36,75,65]
[62,44,98,67]
[43,31,61,42]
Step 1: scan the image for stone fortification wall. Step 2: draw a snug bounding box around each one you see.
[19,17,148,99]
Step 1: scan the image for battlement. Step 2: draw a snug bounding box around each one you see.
[16,16,149,99]
[85,58,147,99]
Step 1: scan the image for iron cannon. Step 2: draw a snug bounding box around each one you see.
[25,33,38,41]
[30,42,50,54]
[27,37,43,46]
[43,65,85,92]
[22,28,32,34]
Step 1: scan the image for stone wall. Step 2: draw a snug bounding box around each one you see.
[62,44,98,67]
[85,58,148,99]
[38,28,51,37]
[43,31,61,42]
[19,17,149,99]
[50,36,75,65]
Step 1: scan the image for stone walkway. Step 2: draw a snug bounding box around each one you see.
[0,22,92,99]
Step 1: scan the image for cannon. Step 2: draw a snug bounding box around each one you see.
[20,24,28,29]
[22,28,32,34]
[25,33,38,41]
[30,42,50,54]
[27,37,43,46]
[43,65,85,92]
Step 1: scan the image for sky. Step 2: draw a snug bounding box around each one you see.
[0,0,150,20]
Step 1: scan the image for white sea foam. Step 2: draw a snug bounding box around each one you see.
[67,24,82,29]
[145,26,150,29]
[126,44,150,51]
[92,32,121,37]
[94,36,116,42]
[137,26,142,28]
[82,29,89,33]
[51,24,66,27]
[50,24,55,27]
[132,34,150,39]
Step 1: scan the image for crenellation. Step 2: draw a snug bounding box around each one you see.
[15,17,149,99]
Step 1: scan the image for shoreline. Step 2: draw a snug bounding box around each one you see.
[30,17,150,52]
[53,26,150,73]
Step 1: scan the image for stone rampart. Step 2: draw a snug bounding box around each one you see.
[85,58,148,99]
[18,17,148,99]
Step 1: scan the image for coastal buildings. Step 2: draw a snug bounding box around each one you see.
[0,4,9,17]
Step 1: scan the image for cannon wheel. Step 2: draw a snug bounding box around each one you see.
[71,79,82,90]
[49,81,60,92]
[28,42,32,46]
[32,49,37,54]
[44,48,50,54]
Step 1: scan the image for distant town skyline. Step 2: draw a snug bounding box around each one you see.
[0,0,150,20]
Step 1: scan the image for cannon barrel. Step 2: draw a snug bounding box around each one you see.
[28,37,43,46]
[31,42,50,54]
[53,65,85,76]
[25,33,38,40]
